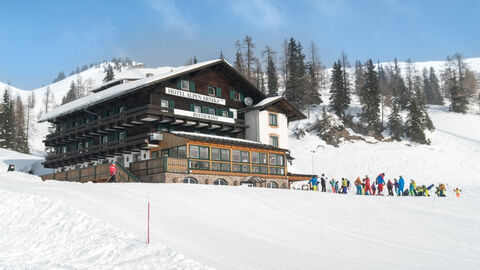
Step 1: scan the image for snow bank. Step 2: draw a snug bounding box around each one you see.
[0,188,211,270]
[0,148,51,175]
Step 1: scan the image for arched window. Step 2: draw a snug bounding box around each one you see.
[214,179,228,186]
[183,177,198,184]
[267,181,278,188]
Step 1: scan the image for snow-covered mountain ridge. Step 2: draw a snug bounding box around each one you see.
[1,57,479,155]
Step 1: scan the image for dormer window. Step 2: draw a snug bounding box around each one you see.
[208,86,216,96]
[180,80,190,91]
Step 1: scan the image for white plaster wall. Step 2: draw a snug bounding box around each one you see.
[245,111,260,142]
[245,109,289,149]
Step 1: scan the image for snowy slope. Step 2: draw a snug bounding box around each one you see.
[289,105,480,186]
[1,173,479,270]
[0,148,50,175]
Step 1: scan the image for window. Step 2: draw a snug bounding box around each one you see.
[151,151,159,158]
[208,108,216,115]
[77,142,82,150]
[232,150,249,163]
[119,131,126,140]
[208,86,216,96]
[177,146,187,158]
[102,136,108,144]
[194,105,202,113]
[161,99,169,108]
[189,160,210,170]
[212,162,230,172]
[269,154,284,166]
[269,113,278,126]
[184,177,198,184]
[252,165,268,174]
[161,150,168,156]
[252,152,267,164]
[267,181,279,188]
[270,167,285,175]
[119,106,127,113]
[269,135,279,147]
[230,90,242,101]
[233,164,250,173]
[212,148,220,161]
[169,147,178,157]
[180,80,190,90]
[222,110,229,117]
[189,145,199,158]
[189,145,209,159]
[214,179,228,185]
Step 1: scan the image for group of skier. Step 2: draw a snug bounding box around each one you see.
[308,173,459,197]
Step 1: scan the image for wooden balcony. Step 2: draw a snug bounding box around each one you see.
[129,157,188,176]
[44,104,246,147]
[41,162,139,183]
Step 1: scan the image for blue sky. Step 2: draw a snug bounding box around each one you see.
[0,0,479,89]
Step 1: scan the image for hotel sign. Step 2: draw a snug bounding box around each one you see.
[165,87,226,105]
[174,109,235,124]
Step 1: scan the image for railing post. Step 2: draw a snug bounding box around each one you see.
[79,168,81,182]
[66,170,68,181]
[94,166,97,180]
[146,159,149,175]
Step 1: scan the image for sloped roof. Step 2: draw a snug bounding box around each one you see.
[40,59,264,122]
[239,96,306,121]
[171,131,288,151]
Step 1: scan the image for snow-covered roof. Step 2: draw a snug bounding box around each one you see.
[171,131,287,151]
[39,59,224,122]
[240,96,307,121]
[250,96,283,109]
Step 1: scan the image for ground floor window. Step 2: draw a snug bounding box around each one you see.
[214,179,228,185]
[184,177,198,184]
[267,181,278,188]
[189,160,210,170]
[270,167,285,175]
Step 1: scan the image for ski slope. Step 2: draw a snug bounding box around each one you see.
[1,173,479,270]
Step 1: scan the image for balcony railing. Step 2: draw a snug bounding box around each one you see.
[129,156,188,176]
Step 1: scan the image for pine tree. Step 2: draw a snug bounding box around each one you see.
[329,60,349,120]
[233,40,245,76]
[243,35,255,81]
[391,58,409,109]
[43,86,52,113]
[405,98,428,144]
[284,38,308,109]
[444,53,469,113]
[388,98,403,141]
[254,58,263,91]
[0,89,15,149]
[103,64,115,83]
[193,56,198,64]
[26,92,35,152]
[304,42,323,108]
[62,81,77,105]
[263,46,278,97]
[359,59,381,134]
[354,60,364,96]
[13,96,28,153]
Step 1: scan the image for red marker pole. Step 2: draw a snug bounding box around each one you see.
[147,192,150,244]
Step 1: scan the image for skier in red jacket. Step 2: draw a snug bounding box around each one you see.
[363,175,372,195]
[109,162,117,182]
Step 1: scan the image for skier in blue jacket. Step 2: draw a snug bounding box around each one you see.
[398,176,405,196]
[308,175,319,191]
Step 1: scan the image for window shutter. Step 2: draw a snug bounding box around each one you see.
[240,93,245,102]
[216,87,221,97]
[216,109,222,116]
[228,111,234,118]
[190,104,195,111]
[176,80,181,89]
[169,100,175,109]
[230,90,235,100]
[189,81,195,92]
[202,106,209,114]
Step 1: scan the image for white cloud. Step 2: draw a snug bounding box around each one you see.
[230,0,283,29]
[147,0,195,38]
